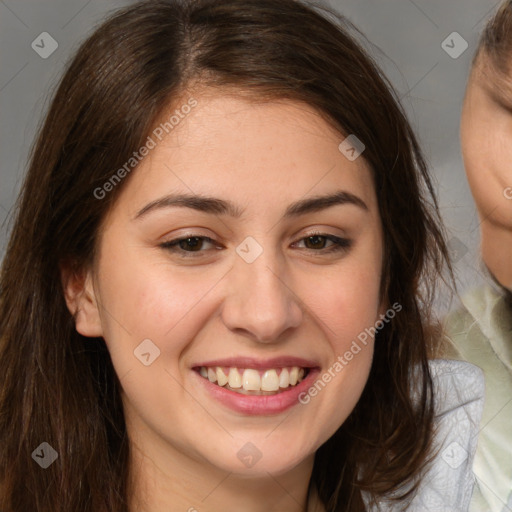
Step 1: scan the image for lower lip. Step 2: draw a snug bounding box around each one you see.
[193,369,320,415]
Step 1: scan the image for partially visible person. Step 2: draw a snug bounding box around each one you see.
[444,2,512,511]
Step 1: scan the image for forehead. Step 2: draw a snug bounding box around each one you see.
[121,93,377,207]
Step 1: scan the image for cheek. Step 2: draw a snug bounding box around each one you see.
[103,264,224,345]
[95,239,231,376]
[310,244,382,341]
[461,120,485,180]
[463,135,512,226]
[461,99,512,215]
[461,121,482,194]
[313,266,380,348]
[322,252,381,342]
[296,248,382,419]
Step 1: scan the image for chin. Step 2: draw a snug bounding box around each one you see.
[202,435,316,477]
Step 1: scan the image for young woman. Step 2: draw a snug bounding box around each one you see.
[445,2,512,510]
[0,0,483,510]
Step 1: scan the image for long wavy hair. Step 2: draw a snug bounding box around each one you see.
[0,0,451,510]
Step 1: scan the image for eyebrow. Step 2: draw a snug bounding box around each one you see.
[134,189,368,221]
[479,67,512,111]
[490,86,512,112]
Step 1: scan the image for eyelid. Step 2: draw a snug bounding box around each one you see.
[292,232,352,252]
[160,235,219,251]
[159,229,347,246]
[159,230,352,258]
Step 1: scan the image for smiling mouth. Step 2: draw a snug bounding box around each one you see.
[195,366,309,395]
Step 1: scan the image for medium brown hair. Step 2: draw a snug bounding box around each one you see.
[0,0,450,510]
[475,0,512,72]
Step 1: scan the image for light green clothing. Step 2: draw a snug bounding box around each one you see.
[444,285,512,512]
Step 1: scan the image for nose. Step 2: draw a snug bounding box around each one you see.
[220,245,304,343]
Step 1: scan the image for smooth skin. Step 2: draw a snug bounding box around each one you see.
[63,89,386,512]
[461,54,512,290]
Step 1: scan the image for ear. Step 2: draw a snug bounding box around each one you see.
[60,262,103,337]
[378,301,389,319]
[377,281,390,319]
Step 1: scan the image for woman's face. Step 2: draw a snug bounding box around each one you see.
[461,55,512,289]
[71,91,385,478]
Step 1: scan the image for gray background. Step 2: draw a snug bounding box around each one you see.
[0,0,502,301]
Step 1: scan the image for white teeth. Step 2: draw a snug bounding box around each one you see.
[216,367,228,386]
[207,367,217,383]
[228,367,242,389]
[279,368,290,388]
[199,365,307,393]
[289,367,299,386]
[261,369,280,391]
[242,369,261,391]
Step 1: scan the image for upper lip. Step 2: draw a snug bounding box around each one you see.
[192,356,319,369]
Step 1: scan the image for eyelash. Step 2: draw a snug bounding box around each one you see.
[159,233,352,258]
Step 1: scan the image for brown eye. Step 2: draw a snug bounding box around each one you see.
[304,235,328,250]
[160,235,219,256]
[294,234,352,254]
[177,237,204,251]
